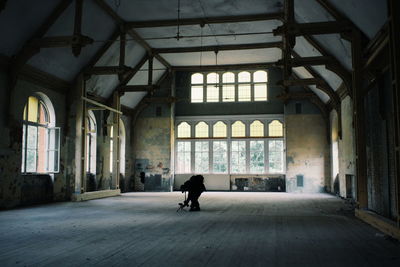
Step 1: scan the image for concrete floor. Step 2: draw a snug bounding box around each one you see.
[0,192,399,267]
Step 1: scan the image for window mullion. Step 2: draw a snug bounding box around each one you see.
[265,139,269,174]
[209,140,213,174]
[246,139,250,174]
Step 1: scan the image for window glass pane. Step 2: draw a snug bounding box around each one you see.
[177,141,191,173]
[238,84,251,101]
[191,85,203,103]
[269,120,283,137]
[191,73,203,84]
[254,84,267,101]
[39,102,49,124]
[206,85,219,102]
[231,141,246,173]
[222,72,235,83]
[213,141,227,173]
[269,140,284,173]
[195,141,209,173]
[47,127,60,173]
[110,139,113,173]
[37,126,47,172]
[207,72,219,84]
[250,140,264,173]
[253,70,268,82]
[177,122,191,138]
[232,121,245,137]
[250,120,264,137]
[27,96,39,122]
[195,122,209,138]
[26,125,38,172]
[238,71,250,82]
[222,84,235,102]
[21,125,26,172]
[213,121,227,137]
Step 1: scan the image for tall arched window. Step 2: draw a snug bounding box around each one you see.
[86,111,97,174]
[22,93,59,173]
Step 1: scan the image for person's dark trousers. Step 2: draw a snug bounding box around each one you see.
[188,191,201,210]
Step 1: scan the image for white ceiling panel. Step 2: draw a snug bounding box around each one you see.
[120,92,147,108]
[309,85,330,103]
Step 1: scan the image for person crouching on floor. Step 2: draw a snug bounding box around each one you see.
[180,175,206,211]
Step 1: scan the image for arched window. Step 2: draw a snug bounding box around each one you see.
[177,122,191,138]
[22,93,59,173]
[238,71,251,101]
[269,120,283,137]
[253,70,268,101]
[231,121,245,137]
[222,72,235,102]
[213,121,227,138]
[86,111,97,174]
[250,120,264,137]
[195,122,209,138]
[206,72,219,102]
[191,73,203,102]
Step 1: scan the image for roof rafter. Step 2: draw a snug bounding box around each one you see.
[93,0,171,70]
[10,0,72,80]
[171,62,276,72]
[126,12,283,28]
[154,42,282,54]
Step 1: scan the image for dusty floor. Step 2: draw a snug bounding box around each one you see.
[0,192,399,267]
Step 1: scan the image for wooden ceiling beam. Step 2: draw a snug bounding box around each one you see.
[303,35,352,96]
[85,66,133,75]
[273,21,353,36]
[154,42,282,54]
[10,0,72,78]
[276,56,335,67]
[315,0,368,41]
[171,62,276,72]
[291,51,340,106]
[27,35,93,49]
[126,12,283,28]
[118,85,160,92]
[93,0,171,70]
[277,78,326,87]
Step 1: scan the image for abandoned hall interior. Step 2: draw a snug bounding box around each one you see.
[0,0,400,266]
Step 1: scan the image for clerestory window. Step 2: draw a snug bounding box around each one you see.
[190,70,268,103]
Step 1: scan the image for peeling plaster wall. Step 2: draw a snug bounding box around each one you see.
[337,96,356,198]
[0,76,69,209]
[133,107,172,192]
[285,112,330,193]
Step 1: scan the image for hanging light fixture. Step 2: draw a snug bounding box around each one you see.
[214,50,219,88]
[176,0,181,40]
[199,23,204,67]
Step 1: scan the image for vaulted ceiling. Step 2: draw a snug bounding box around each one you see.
[0,0,388,109]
